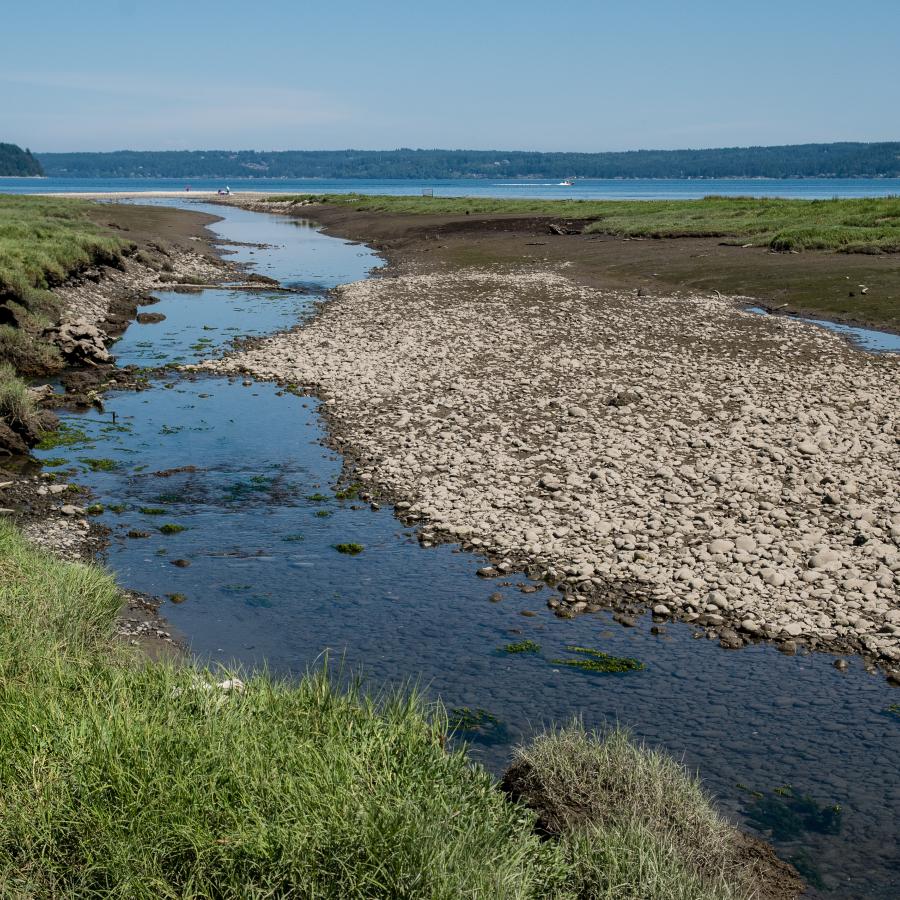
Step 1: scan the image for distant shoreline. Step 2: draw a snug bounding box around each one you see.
[22,174,900,182]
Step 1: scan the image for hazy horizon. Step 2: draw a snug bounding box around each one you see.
[31,140,900,155]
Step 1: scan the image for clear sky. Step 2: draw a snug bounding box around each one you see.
[3,0,899,153]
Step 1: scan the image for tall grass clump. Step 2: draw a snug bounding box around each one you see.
[0,519,121,672]
[504,724,758,899]
[0,362,39,435]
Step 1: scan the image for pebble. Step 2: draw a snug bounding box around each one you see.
[209,268,900,663]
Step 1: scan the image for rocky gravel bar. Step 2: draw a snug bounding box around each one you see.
[206,268,900,668]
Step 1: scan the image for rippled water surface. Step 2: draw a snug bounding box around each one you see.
[36,202,899,898]
[6,175,900,200]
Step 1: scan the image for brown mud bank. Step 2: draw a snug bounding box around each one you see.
[232,197,900,335]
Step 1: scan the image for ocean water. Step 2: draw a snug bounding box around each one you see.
[2,175,900,200]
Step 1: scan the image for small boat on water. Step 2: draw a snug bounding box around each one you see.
[559,178,575,186]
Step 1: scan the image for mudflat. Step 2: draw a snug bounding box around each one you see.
[303,204,900,333]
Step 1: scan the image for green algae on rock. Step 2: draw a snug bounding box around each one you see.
[503,640,541,654]
[334,542,364,555]
[551,646,645,673]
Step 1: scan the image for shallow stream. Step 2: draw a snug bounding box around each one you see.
[36,203,899,898]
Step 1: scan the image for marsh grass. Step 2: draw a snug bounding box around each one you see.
[272,193,900,253]
[0,521,567,898]
[0,196,127,308]
[0,521,764,898]
[504,724,753,898]
[0,362,38,434]
[0,196,129,376]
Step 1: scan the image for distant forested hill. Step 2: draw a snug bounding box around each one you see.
[0,143,44,176]
[37,143,900,179]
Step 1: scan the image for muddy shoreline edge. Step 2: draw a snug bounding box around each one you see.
[1,200,243,655]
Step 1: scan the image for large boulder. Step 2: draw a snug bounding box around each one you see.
[44,318,111,365]
[0,421,29,456]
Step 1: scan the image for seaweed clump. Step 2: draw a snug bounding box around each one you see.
[551,646,644,673]
[503,640,541,654]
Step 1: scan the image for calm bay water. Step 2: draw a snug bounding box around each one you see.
[3,175,900,200]
[32,201,900,898]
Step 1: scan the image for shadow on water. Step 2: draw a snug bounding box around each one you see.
[35,201,899,899]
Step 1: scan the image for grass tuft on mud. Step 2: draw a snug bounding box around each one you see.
[0,520,784,898]
[0,362,39,434]
[504,723,766,899]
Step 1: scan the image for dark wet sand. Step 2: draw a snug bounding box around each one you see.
[304,205,900,334]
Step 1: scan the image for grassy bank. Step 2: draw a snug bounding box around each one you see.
[0,518,775,898]
[0,195,128,374]
[274,193,900,253]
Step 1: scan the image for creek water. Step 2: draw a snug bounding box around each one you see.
[36,202,899,898]
[745,306,900,354]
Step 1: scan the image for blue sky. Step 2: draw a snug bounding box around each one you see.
[3,0,899,152]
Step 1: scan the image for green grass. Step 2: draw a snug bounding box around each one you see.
[0,361,39,435]
[0,195,129,375]
[505,724,756,899]
[271,193,900,253]
[0,521,767,898]
[0,195,127,307]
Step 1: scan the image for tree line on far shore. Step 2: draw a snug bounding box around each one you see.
[0,143,43,177]
[35,142,900,180]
